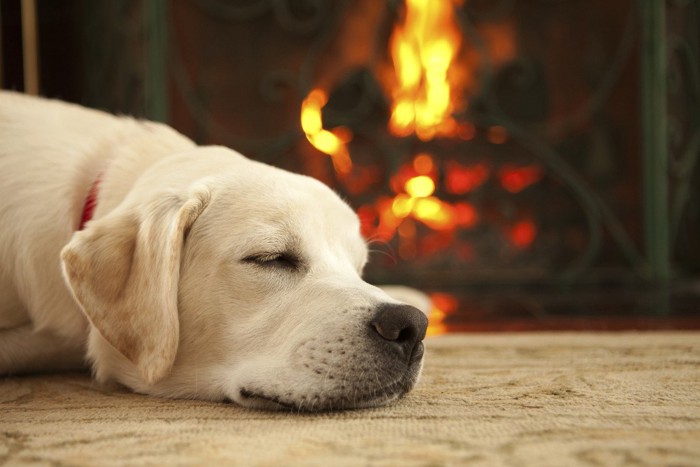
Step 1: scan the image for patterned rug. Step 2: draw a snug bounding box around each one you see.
[2,332,699,466]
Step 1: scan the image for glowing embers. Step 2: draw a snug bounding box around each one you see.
[507,218,537,249]
[358,153,545,259]
[301,89,353,175]
[298,0,539,265]
[360,153,481,260]
[445,160,489,194]
[499,164,543,193]
[427,292,458,336]
[388,0,463,141]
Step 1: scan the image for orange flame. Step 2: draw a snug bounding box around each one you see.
[499,164,543,193]
[445,161,490,194]
[392,155,458,232]
[508,219,537,248]
[361,154,482,246]
[301,89,353,175]
[299,3,533,267]
[427,292,458,336]
[388,0,463,141]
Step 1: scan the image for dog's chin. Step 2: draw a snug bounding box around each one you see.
[233,381,410,412]
[229,360,424,412]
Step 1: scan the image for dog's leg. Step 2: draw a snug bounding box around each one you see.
[0,324,86,375]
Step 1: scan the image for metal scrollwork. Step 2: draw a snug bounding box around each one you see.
[271,0,327,35]
[193,0,272,21]
[463,0,516,22]
[666,3,700,255]
[457,1,646,280]
[159,0,698,285]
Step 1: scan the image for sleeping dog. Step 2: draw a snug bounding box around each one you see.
[0,91,429,411]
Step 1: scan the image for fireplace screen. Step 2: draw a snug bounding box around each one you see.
[160,0,698,286]
[6,0,699,330]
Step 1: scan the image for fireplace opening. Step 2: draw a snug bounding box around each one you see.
[5,0,699,332]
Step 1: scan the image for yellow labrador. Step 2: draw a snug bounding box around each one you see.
[0,91,429,411]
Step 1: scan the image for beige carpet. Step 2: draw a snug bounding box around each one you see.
[1,332,699,466]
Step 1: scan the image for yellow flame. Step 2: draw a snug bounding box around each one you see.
[413,197,454,230]
[392,194,414,218]
[413,196,442,219]
[301,89,352,174]
[426,292,458,336]
[405,175,435,198]
[426,308,447,336]
[388,0,462,140]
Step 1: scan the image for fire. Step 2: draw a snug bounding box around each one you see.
[388,0,463,141]
[499,164,543,193]
[361,153,482,247]
[405,175,435,197]
[300,1,535,275]
[508,219,537,248]
[301,89,353,175]
[427,292,459,336]
[445,161,490,194]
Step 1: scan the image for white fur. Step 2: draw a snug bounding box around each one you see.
[0,92,430,411]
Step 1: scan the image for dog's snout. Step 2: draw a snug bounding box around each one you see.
[370,304,428,360]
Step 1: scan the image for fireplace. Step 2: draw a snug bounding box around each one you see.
[165,4,697,267]
[165,0,641,281]
[4,0,699,331]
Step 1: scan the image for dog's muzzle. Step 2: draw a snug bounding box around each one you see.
[235,302,429,411]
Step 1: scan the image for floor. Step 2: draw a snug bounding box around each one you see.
[4,332,699,466]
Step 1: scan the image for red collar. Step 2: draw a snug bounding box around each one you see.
[79,176,101,230]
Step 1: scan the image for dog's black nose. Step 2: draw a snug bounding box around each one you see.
[370,304,428,361]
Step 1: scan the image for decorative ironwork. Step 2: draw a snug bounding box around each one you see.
[93,0,699,288]
[462,2,645,281]
[666,0,700,274]
[82,1,151,117]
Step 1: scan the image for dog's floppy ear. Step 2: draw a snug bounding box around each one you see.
[61,187,210,385]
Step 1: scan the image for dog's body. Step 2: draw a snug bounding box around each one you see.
[0,91,428,411]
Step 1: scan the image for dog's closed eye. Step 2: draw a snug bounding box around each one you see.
[243,252,302,271]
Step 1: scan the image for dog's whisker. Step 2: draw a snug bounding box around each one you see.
[364,234,387,245]
[368,247,398,264]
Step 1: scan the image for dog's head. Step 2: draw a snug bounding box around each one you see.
[61,147,428,411]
